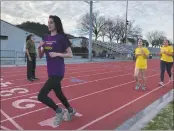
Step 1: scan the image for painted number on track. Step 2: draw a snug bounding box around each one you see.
[0,78,12,88]
[0,88,29,97]
[12,96,41,109]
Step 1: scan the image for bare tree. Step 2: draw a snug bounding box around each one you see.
[127,20,142,38]
[114,18,142,44]
[113,18,124,43]
[78,11,106,41]
[146,31,166,47]
[99,24,107,42]
[117,18,126,43]
[105,19,118,43]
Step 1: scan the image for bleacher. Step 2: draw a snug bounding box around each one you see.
[93,40,136,54]
[148,47,160,54]
[93,40,160,55]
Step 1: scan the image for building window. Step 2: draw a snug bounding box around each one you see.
[0,36,8,40]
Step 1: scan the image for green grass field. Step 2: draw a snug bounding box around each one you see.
[143,101,174,130]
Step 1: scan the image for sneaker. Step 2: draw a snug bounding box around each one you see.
[32,77,39,80]
[142,85,146,90]
[53,108,64,126]
[169,75,173,82]
[135,83,141,90]
[159,82,164,86]
[27,78,33,82]
[64,108,76,121]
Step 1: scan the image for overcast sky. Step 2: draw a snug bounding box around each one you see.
[1,1,173,41]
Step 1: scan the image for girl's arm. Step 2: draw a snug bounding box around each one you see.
[142,52,149,58]
[37,47,45,59]
[49,47,73,58]
[26,49,31,61]
[37,41,45,59]
[164,51,173,56]
[142,48,150,58]
[58,47,73,58]
[26,41,31,61]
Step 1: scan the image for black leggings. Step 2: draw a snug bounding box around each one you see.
[160,60,173,82]
[27,53,36,79]
[38,76,71,112]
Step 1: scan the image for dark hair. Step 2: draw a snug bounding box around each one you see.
[26,34,33,42]
[163,38,169,43]
[49,15,64,34]
[49,15,71,47]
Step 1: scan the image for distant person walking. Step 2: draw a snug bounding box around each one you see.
[159,39,173,86]
[26,34,38,82]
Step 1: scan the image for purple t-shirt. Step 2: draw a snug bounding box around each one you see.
[42,34,69,77]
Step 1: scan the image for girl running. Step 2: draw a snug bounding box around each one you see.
[159,39,173,86]
[134,39,150,90]
[37,15,76,126]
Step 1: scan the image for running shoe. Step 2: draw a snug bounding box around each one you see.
[169,75,173,82]
[32,77,39,80]
[135,83,141,90]
[53,108,64,126]
[64,108,76,121]
[27,78,33,82]
[142,85,146,90]
[159,82,164,86]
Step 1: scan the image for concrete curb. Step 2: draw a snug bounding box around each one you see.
[116,89,173,130]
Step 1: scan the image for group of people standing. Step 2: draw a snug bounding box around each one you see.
[24,15,173,126]
[134,39,173,90]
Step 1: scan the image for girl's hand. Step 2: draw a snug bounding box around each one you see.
[136,52,141,56]
[141,49,145,54]
[29,56,32,61]
[38,41,45,49]
[49,52,60,58]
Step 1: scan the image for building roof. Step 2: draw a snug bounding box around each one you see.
[1,19,88,40]
[0,19,40,37]
[69,36,88,40]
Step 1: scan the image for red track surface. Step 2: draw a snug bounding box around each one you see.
[0,60,172,130]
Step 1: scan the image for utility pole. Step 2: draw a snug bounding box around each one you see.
[125,1,128,45]
[89,1,93,61]
[84,1,94,61]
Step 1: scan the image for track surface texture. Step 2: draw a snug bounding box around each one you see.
[0,60,173,130]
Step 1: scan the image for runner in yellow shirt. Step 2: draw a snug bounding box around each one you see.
[159,39,173,86]
[134,39,150,90]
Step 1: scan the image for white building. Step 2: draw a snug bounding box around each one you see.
[69,37,89,48]
[0,19,42,58]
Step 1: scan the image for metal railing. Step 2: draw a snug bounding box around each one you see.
[1,50,160,66]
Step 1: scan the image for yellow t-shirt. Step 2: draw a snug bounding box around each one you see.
[160,46,173,62]
[135,47,150,69]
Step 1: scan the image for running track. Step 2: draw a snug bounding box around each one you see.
[0,60,173,130]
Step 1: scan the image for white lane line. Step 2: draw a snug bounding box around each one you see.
[0,73,159,123]
[8,66,131,82]
[1,65,123,77]
[1,72,133,101]
[77,82,171,130]
[0,68,133,90]
[1,109,23,130]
